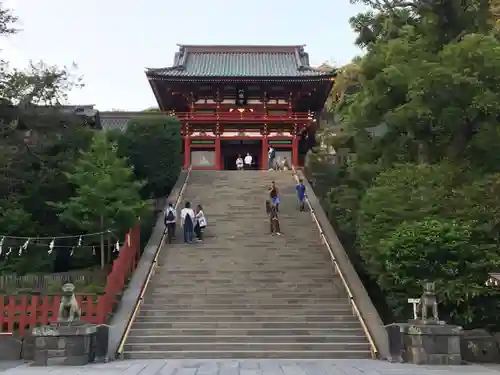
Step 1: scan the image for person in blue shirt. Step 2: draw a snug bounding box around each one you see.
[296,179,307,211]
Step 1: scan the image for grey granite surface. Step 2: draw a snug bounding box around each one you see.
[2,360,500,375]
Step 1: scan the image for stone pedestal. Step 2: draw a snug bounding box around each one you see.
[31,321,97,366]
[94,324,110,362]
[461,329,500,363]
[385,323,408,363]
[386,321,463,365]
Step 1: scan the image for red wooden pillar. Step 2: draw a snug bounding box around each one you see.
[292,137,299,167]
[183,137,190,169]
[215,137,221,170]
[261,137,268,170]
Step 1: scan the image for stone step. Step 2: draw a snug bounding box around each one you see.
[125,334,368,344]
[148,290,341,296]
[150,278,341,287]
[157,269,334,276]
[155,266,331,272]
[160,258,329,264]
[123,342,371,352]
[158,269,336,275]
[148,282,336,289]
[149,284,338,291]
[132,317,358,324]
[152,277,337,284]
[134,315,357,323]
[122,349,372,359]
[122,171,368,360]
[162,245,325,254]
[130,321,362,329]
[137,309,353,316]
[161,266,334,271]
[127,328,365,336]
[141,296,348,304]
[149,292,340,298]
[162,252,327,258]
[163,251,327,257]
[139,303,351,309]
[148,293,343,300]
[157,264,334,270]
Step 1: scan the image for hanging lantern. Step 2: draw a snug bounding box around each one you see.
[236,88,247,106]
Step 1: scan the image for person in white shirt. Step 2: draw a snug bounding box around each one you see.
[268,147,275,170]
[194,204,207,241]
[282,156,290,171]
[236,155,244,170]
[164,202,177,243]
[244,153,253,170]
[180,201,195,244]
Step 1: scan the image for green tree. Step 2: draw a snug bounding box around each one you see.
[377,219,500,326]
[327,59,363,112]
[0,3,88,241]
[357,163,460,273]
[357,163,500,325]
[117,115,181,199]
[341,0,500,166]
[309,0,500,330]
[54,133,149,268]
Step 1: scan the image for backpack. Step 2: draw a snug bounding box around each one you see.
[270,149,276,159]
[165,208,175,222]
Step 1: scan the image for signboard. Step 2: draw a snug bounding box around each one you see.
[224,140,261,145]
[191,150,215,167]
[269,140,292,145]
[191,140,215,145]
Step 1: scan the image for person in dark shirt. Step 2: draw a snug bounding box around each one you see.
[265,199,272,215]
[268,181,280,212]
[180,201,195,244]
[296,179,306,212]
[269,205,281,235]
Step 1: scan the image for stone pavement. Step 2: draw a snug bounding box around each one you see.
[2,360,500,375]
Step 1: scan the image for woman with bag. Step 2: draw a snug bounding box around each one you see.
[194,204,207,242]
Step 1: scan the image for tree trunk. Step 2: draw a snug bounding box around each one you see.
[417,141,429,164]
[107,230,111,264]
[100,215,105,269]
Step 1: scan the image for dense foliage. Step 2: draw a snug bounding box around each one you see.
[306,0,500,329]
[0,5,97,274]
[117,116,181,200]
[52,133,150,268]
[0,5,180,276]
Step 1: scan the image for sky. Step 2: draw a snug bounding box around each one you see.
[2,0,367,111]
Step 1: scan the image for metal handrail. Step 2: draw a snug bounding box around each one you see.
[291,167,379,359]
[116,167,192,357]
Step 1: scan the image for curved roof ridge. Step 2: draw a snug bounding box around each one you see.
[146,44,336,78]
[177,44,306,48]
[177,44,306,53]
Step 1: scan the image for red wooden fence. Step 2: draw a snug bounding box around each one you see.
[0,224,140,336]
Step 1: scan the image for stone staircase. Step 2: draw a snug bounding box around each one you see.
[123,171,372,359]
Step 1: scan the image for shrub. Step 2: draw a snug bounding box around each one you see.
[117,115,181,200]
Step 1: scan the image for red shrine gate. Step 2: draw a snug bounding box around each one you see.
[146,45,335,170]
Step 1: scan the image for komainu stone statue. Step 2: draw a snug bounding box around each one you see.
[58,282,81,322]
[417,282,439,321]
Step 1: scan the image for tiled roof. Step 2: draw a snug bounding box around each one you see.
[99,112,168,132]
[100,117,129,131]
[146,45,335,78]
